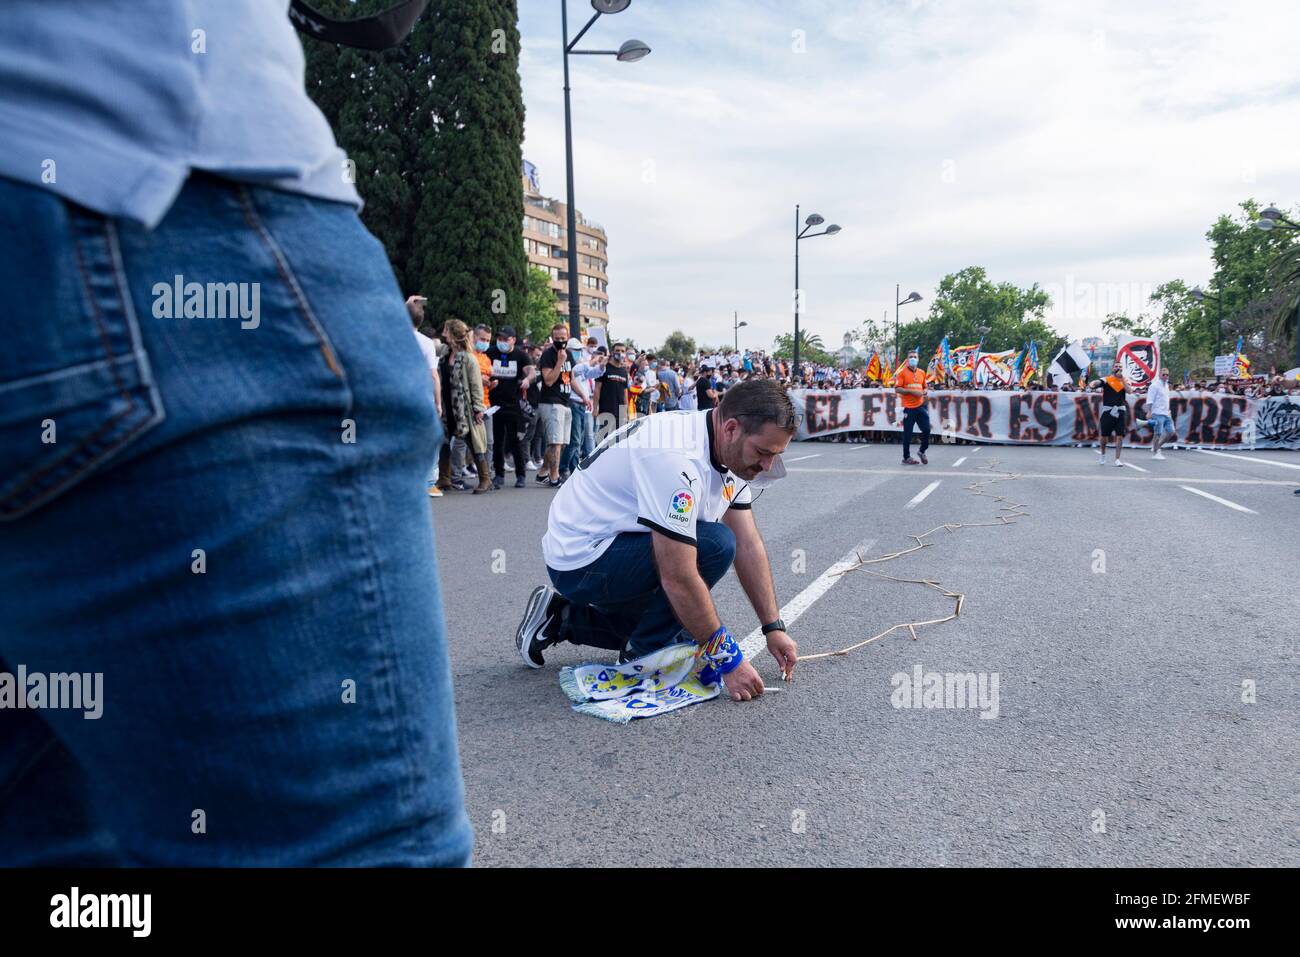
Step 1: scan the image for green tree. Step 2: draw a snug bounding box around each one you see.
[772,331,832,365]
[1103,280,1214,378]
[304,0,527,330]
[853,316,891,351]
[1203,201,1300,370]
[897,267,1062,359]
[1265,242,1300,365]
[415,0,526,333]
[658,331,697,365]
[519,266,561,345]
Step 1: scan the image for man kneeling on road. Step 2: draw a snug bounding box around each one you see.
[515,379,799,701]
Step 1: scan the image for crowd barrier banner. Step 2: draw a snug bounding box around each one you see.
[791,389,1300,449]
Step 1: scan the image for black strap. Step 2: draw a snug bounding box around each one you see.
[289,0,429,50]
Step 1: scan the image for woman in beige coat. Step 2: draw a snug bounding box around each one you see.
[443,319,492,493]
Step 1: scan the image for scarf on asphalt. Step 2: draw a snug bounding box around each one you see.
[559,641,720,724]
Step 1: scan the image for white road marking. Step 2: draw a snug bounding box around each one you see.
[952,456,968,467]
[738,537,877,660]
[1195,449,1300,471]
[1179,485,1257,514]
[785,466,1294,487]
[785,453,821,463]
[969,447,982,454]
[1120,461,1149,473]
[905,480,943,509]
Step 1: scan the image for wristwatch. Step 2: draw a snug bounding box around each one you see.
[761,619,786,635]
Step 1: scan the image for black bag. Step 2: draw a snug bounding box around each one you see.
[289,0,429,50]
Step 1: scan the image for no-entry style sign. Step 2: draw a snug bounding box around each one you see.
[1116,336,1160,391]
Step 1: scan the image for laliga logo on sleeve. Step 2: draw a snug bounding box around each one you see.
[667,489,694,524]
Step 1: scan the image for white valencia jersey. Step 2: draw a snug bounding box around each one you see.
[543,410,754,571]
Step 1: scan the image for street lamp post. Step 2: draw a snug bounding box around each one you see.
[733,312,747,352]
[562,1,650,339]
[1190,286,1224,366]
[1255,205,1300,368]
[793,204,841,379]
[895,286,922,361]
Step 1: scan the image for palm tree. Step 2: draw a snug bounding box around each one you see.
[1266,243,1300,348]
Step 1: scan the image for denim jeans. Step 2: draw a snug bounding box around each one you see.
[902,406,931,459]
[561,400,593,474]
[547,522,736,659]
[0,174,472,866]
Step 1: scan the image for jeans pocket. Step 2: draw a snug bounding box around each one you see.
[0,179,165,521]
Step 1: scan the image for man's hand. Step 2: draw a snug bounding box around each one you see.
[766,630,798,680]
[722,660,765,701]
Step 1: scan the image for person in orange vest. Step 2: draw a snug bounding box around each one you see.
[894,349,931,465]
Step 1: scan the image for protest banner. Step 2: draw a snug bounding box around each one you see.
[792,388,1300,449]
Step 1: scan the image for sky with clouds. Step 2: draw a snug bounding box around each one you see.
[517,0,1300,351]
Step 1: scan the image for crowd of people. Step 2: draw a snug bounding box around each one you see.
[406,299,1300,494]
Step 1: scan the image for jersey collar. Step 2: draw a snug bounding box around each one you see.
[704,409,728,475]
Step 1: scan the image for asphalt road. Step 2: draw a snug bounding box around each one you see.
[431,437,1300,866]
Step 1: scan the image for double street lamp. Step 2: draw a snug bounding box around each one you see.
[1254,205,1300,368]
[562,1,651,338]
[793,205,841,379]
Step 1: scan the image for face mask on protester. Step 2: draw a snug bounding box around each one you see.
[496,340,510,352]
[907,357,918,369]
[474,340,489,353]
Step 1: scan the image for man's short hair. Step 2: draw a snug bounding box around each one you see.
[717,379,798,435]
[551,322,568,334]
[473,323,491,335]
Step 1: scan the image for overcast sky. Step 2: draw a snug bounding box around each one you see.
[517,0,1300,351]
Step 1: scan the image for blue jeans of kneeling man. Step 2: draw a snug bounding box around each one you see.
[547,521,737,660]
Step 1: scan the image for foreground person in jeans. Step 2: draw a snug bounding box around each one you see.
[0,1,471,866]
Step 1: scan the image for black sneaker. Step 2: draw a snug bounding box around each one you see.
[492,475,504,490]
[516,585,567,668]
[514,476,527,489]
[548,478,564,489]
[535,472,551,485]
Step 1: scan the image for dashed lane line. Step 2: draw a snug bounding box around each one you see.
[1195,449,1300,471]
[905,480,943,510]
[1179,485,1258,514]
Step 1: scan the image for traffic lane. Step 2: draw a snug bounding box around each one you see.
[439,445,1296,865]
[780,462,1298,866]
[469,453,1293,866]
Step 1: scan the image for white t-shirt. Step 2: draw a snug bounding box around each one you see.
[413,329,439,374]
[1146,377,1171,416]
[542,410,754,571]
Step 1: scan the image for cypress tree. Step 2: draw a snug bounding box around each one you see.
[303,0,527,329]
[414,0,526,332]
